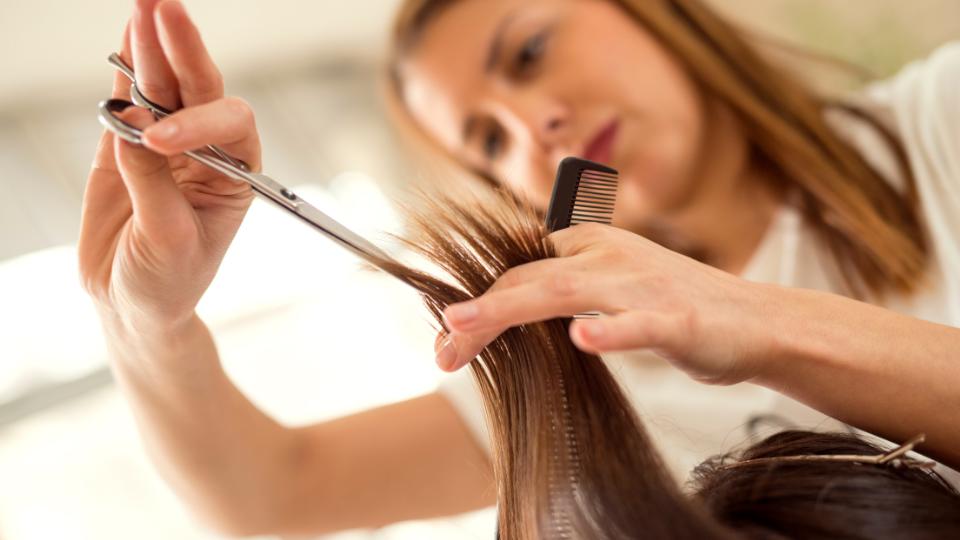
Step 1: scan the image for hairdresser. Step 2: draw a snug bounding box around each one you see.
[79,0,960,535]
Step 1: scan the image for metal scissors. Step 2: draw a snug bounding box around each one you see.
[98,52,394,266]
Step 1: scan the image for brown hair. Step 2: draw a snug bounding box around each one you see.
[694,431,960,539]
[368,189,960,539]
[386,0,929,299]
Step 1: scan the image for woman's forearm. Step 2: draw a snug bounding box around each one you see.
[754,285,960,469]
[99,310,298,535]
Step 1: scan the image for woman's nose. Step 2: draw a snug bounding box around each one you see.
[543,116,566,143]
[495,93,569,151]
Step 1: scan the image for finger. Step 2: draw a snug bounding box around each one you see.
[81,21,135,269]
[435,328,501,372]
[492,257,571,290]
[547,222,615,256]
[79,135,135,294]
[91,20,135,177]
[84,133,134,228]
[113,107,193,236]
[113,20,135,99]
[438,257,574,332]
[132,0,180,110]
[569,311,684,354]
[441,270,625,371]
[443,270,610,333]
[141,97,261,171]
[436,256,593,370]
[155,0,224,106]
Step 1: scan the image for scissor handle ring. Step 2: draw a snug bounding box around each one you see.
[130,83,175,118]
[96,98,251,172]
[97,99,145,145]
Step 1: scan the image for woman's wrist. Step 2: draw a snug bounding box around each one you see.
[712,279,791,385]
[744,284,846,388]
[97,301,199,343]
[97,306,220,387]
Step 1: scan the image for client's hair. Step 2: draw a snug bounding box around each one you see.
[370,190,960,539]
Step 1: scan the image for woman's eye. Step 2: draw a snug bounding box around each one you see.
[483,128,504,160]
[513,31,548,74]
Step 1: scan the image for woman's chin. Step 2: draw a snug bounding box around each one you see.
[622,161,698,217]
[615,172,664,216]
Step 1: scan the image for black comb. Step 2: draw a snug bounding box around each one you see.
[544,157,619,232]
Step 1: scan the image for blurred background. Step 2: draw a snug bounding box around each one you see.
[0,1,957,539]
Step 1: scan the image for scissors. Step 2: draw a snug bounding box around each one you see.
[98,52,394,266]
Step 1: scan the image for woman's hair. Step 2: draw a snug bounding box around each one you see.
[694,431,960,539]
[368,189,960,539]
[386,0,929,300]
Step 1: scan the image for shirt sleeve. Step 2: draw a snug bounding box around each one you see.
[882,41,960,203]
[867,42,960,316]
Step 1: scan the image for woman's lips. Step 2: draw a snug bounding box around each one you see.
[582,120,620,166]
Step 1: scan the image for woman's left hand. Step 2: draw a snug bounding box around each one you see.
[435,223,777,385]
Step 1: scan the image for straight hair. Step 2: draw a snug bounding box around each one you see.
[365,189,960,539]
[386,0,929,299]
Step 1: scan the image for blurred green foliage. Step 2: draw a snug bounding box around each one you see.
[712,0,959,81]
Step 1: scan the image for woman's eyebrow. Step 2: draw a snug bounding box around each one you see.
[485,9,523,73]
[462,116,478,146]
[462,9,525,148]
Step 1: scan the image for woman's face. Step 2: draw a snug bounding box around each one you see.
[400,0,712,230]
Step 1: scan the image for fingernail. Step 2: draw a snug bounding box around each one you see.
[445,302,478,327]
[435,335,459,371]
[145,121,178,142]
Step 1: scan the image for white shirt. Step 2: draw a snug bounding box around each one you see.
[439,42,960,487]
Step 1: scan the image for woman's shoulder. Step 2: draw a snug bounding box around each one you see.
[861,42,960,185]
[853,42,960,319]
[835,42,960,254]
[864,41,960,113]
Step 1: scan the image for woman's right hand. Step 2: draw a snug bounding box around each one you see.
[79,0,260,329]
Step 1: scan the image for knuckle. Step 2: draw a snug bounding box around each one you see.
[645,273,672,292]
[136,81,176,103]
[547,271,581,297]
[678,305,698,336]
[208,70,225,91]
[224,96,255,123]
[599,245,632,265]
[576,222,602,234]
[182,71,223,98]
[496,267,523,289]
[117,143,167,178]
[577,222,607,239]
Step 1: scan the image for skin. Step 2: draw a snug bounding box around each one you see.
[397,0,782,369]
[400,0,778,265]
[78,0,960,535]
[401,0,960,465]
[80,1,492,535]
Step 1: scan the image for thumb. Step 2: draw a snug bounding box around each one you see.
[113,106,193,240]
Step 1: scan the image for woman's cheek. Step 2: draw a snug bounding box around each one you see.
[616,136,683,215]
[502,155,553,210]
[648,118,704,212]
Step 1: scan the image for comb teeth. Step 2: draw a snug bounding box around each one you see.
[544,157,619,232]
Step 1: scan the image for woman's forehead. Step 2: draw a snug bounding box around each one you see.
[399,0,533,150]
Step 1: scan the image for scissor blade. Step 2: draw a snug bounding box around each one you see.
[244,173,393,263]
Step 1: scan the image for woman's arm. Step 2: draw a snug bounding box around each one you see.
[102,311,492,537]
[753,284,960,469]
[436,223,960,469]
[85,4,492,534]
